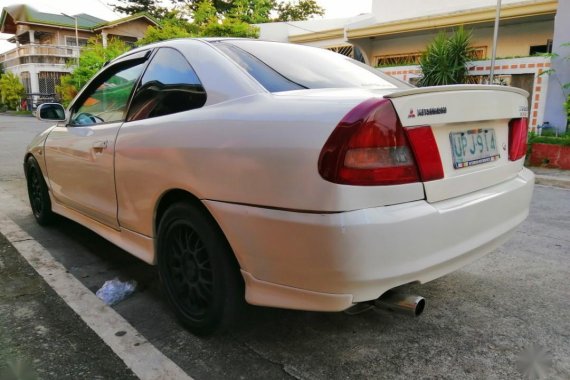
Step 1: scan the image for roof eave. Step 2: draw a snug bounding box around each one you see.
[348,0,558,40]
[93,13,158,31]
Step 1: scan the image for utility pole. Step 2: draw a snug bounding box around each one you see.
[61,13,80,66]
[489,0,502,84]
[62,13,81,88]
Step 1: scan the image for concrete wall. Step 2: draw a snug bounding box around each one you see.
[544,0,569,131]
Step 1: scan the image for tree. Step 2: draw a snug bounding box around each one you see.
[112,0,170,19]
[418,27,473,87]
[137,1,260,45]
[136,16,199,46]
[176,0,324,22]
[229,0,274,24]
[0,72,26,110]
[56,37,130,105]
[200,17,259,38]
[275,0,324,22]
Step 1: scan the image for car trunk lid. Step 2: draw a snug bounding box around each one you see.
[386,85,530,203]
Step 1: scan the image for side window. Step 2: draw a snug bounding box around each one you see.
[127,48,207,121]
[71,62,145,126]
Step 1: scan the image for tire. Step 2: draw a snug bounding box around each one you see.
[26,156,55,226]
[157,201,244,336]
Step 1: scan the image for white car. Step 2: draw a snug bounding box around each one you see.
[26,39,534,335]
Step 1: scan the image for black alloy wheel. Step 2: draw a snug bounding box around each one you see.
[26,156,54,225]
[157,202,244,336]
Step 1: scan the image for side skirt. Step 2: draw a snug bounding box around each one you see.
[50,195,155,265]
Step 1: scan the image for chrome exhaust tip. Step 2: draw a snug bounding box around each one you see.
[374,291,426,317]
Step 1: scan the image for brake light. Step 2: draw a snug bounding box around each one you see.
[318,98,443,185]
[404,126,444,182]
[508,118,528,161]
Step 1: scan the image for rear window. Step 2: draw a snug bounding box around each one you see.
[213,43,304,93]
[213,40,402,92]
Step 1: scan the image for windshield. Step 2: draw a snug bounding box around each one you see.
[214,40,405,93]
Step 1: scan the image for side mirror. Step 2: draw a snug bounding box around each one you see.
[37,103,66,121]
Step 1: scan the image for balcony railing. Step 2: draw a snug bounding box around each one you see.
[0,44,81,68]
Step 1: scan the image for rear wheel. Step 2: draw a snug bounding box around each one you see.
[26,156,54,226]
[157,202,244,336]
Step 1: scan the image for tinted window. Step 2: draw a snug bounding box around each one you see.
[214,43,304,92]
[71,63,145,125]
[127,48,207,121]
[218,40,404,92]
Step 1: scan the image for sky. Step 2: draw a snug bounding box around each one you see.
[0,0,372,52]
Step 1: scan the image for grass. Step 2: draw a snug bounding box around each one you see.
[528,132,570,147]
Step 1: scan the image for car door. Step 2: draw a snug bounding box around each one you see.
[44,52,149,228]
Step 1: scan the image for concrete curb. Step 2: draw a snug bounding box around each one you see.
[534,175,570,189]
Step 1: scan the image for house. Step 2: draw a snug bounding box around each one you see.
[0,4,157,102]
[258,0,566,131]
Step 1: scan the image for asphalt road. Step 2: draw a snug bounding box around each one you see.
[0,114,569,379]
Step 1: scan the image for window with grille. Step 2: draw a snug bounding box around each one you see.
[326,45,354,58]
[65,37,88,47]
[38,72,64,95]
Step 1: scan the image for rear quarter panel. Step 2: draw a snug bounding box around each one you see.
[114,93,424,237]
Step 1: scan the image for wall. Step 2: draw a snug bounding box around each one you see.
[543,0,569,131]
[99,19,151,40]
[380,56,552,131]
[365,20,554,63]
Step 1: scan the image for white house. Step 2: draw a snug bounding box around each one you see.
[258,0,566,131]
[0,4,157,102]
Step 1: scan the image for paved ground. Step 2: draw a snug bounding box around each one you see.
[0,233,137,380]
[1,114,569,379]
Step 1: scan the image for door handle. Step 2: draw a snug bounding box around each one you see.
[92,140,108,152]
[93,140,109,150]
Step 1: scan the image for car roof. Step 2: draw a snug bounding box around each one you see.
[109,38,271,65]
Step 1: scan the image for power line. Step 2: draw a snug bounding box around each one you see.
[285,22,320,33]
[93,0,121,16]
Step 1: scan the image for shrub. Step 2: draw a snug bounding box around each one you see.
[418,27,473,87]
[0,72,25,110]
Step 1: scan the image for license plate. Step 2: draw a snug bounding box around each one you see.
[450,129,500,169]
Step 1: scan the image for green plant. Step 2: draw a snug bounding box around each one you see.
[528,130,570,146]
[418,27,473,87]
[0,72,25,110]
[56,37,130,106]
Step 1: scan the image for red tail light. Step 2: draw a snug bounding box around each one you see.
[508,117,528,161]
[404,126,444,182]
[318,98,443,186]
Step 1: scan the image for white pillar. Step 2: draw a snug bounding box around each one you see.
[29,30,35,44]
[102,31,108,48]
[30,68,40,94]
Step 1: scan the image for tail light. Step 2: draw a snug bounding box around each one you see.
[318,98,443,186]
[508,117,528,161]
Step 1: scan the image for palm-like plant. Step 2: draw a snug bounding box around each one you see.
[418,27,473,87]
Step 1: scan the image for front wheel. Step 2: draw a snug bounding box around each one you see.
[157,202,244,336]
[26,156,55,226]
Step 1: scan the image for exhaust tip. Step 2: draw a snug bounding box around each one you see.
[374,292,426,317]
[414,297,426,316]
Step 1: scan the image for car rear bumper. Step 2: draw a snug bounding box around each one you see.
[205,168,535,312]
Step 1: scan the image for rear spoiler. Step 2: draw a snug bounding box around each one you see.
[385,84,529,99]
